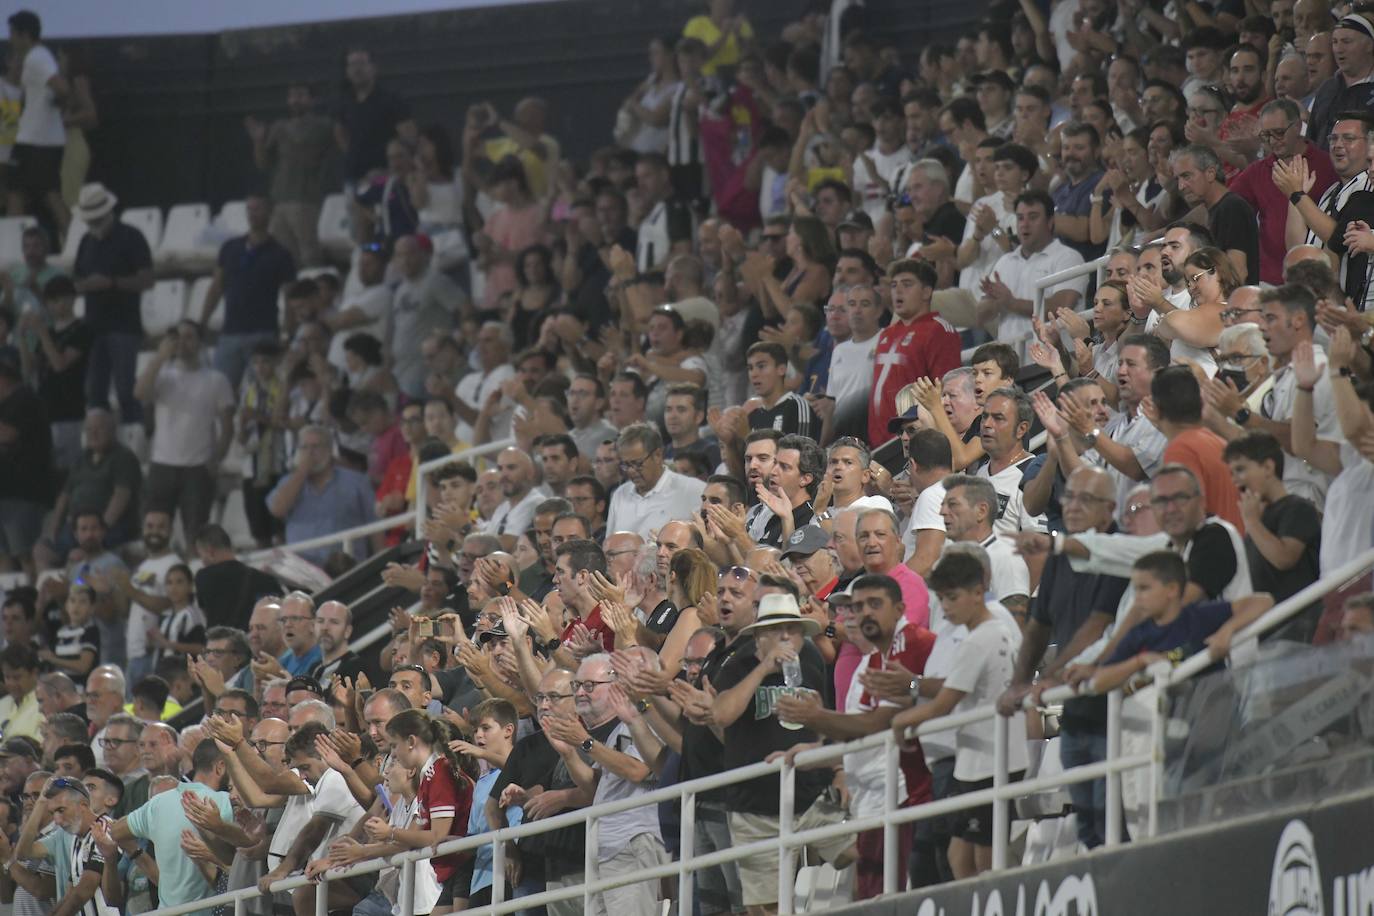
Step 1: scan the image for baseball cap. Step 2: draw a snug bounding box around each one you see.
[477,620,510,646]
[781,525,831,559]
[886,404,922,433]
[285,675,323,697]
[0,737,40,760]
[838,209,874,232]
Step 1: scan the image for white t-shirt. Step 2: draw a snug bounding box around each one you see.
[481,489,544,538]
[269,786,314,868]
[944,617,1029,781]
[854,144,915,223]
[454,363,515,444]
[976,455,1048,537]
[1321,442,1374,575]
[826,334,878,405]
[327,284,391,371]
[959,193,1017,295]
[151,363,235,467]
[590,721,661,861]
[902,482,946,561]
[922,597,1020,761]
[1263,351,1339,509]
[981,532,1031,603]
[605,468,706,539]
[987,240,1087,361]
[126,552,185,661]
[308,768,366,856]
[17,45,65,147]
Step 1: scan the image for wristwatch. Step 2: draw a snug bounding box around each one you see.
[580,737,595,753]
[908,676,924,702]
[1289,191,1304,206]
[1234,407,1252,426]
[634,698,651,713]
[823,624,837,639]
[990,227,1006,241]
[1360,326,1374,347]
[1088,426,1102,441]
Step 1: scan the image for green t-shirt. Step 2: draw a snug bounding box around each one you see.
[126,781,234,916]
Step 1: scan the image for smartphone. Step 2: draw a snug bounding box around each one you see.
[417,618,434,638]
[1217,367,1248,392]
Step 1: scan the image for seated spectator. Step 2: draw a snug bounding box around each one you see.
[0,644,43,741]
[606,423,706,537]
[746,342,818,438]
[267,425,380,566]
[0,226,63,318]
[1171,144,1260,284]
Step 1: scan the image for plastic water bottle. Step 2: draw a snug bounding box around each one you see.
[782,657,802,688]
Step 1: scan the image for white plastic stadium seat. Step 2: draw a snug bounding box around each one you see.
[157,203,212,271]
[189,275,224,332]
[317,192,352,261]
[141,279,188,338]
[121,207,164,256]
[216,200,249,237]
[0,216,37,267]
[54,216,88,271]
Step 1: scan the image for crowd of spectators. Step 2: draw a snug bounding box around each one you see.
[2,0,1374,912]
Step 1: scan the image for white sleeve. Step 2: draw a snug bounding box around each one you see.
[310,771,360,823]
[1065,531,1169,578]
[942,628,990,696]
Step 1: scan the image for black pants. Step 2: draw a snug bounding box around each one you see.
[145,463,216,543]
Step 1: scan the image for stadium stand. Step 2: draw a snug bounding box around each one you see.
[2,0,1374,914]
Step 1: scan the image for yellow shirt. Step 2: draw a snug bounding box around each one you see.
[683,15,755,76]
[123,698,184,721]
[0,689,44,743]
[484,134,561,199]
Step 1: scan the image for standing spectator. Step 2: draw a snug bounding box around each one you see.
[974,387,1048,538]
[0,351,52,577]
[355,138,420,246]
[335,48,416,190]
[109,509,181,688]
[19,276,89,471]
[1170,144,1260,284]
[826,282,881,437]
[939,475,1031,618]
[745,342,818,438]
[192,524,281,630]
[473,156,546,314]
[1228,99,1335,286]
[1051,122,1106,261]
[0,225,62,318]
[347,390,406,489]
[245,82,334,266]
[6,10,68,238]
[1307,15,1374,152]
[198,193,296,390]
[454,322,515,446]
[1152,366,1245,530]
[634,152,693,272]
[606,423,706,537]
[71,183,153,426]
[683,0,754,77]
[134,321,234,543]
[868,260,961,447]
[267,425,380,566]
[389,234,464,400]
[976,191,1087,362]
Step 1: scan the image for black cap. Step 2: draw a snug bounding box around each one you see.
[838,209,874,232]
[0,737,40,760]
[477,620,510,646]
[285,675,323,696]
[886,404,922,433]
[780,524,832,559]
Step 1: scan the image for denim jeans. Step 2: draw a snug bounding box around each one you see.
[86,331,143,422]
[352,889,391,916]
[1059,727,1108,849]
[215,330,278,391]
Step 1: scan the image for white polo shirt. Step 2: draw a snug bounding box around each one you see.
[605,468,706,538]
[989,239,1087,360]
[482,488,544,538]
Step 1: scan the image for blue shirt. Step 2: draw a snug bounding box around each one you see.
[218,235,296,335]
[267,466,376,565]
[280,644,322,676]
[126,781,235,916]
[469,768,523,894]
[804,329,834,396]
[1106,600,1233,670]
[1051,169,1106,261]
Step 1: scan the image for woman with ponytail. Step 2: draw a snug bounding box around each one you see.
[365,709,474,914]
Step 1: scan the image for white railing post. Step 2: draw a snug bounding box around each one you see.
[679,790,697,916]
[777,762,797,915]
[314,875,327,916]
[233,894,244,916]
[1147,681,1165,839]
[584,816,599,913]
[1105,688,1123,847]
[991,713,1009,871]
[883,729,899,895]
[413,437,515,540]
[492,835,507,905]
[399,858,415,916]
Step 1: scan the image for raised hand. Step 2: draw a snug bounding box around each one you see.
[1030,390,1068,439]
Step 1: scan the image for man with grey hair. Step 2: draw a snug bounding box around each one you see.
[902,158,965,289]
[267,425,378,564]
[1170,143,1259,283]
[605,422,705,537]
[939,474,1030,619]
[974,387,1048,540]
[856,507,931,626]
[274,591,320,676]
[482,447,542,539]
[455,321,516,444]
[541,652,668,914]
[101,712,148,786]
[86,664,127,768]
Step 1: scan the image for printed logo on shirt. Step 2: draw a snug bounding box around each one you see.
[755,685,817,730]
[995,491,1010,519]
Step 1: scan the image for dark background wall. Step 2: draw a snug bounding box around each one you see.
[68,0,988,211]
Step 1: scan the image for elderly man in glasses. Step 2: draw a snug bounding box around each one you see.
[605,423,706,540]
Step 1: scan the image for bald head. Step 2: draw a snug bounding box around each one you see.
[497,448,535,500]
[1283,245,1329,272]
[1226,285,1263,325]
[1063,465,1116,533]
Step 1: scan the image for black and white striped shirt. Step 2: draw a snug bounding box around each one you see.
[71,823,116,916]
[667,83,702,167]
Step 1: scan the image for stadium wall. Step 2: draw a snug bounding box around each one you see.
[71,0,985,211]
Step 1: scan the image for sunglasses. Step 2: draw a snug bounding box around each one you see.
[718,565,756,582]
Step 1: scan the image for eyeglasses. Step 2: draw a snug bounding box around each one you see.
[1328,133,1363,146]
[1185,268,1215,288]
[203,648,233,658]
[571,678,616,693]
[718,565,755,582]
[619,452,658,473]
[606,548,638,558]
[1123,502,1151,517]
[1149,492,1199,509]
[214,707,248,719]
[683,656,710,669]
[1220,308,1261,322]
[20,792,40,802]
[533,691,575,704]
[1218,351,1264,364]
[1062,490,1113,505]
[99,737,137,748]
[1257,124,1295,143]
[251,739,287,753]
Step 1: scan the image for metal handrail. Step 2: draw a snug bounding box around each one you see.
[146,548,1374,916]
[959,251,1111,363]
[413,437,515,539]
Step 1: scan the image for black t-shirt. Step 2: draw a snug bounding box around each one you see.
[760,501,816,549]
[713,638,832,815]
[926,200,967,248]
[35,319,93,422]
[312,650,369,688]
[219,235,297,335]
[1207,192,1260,285]
[63,445,142,530]
[1185,523,1240,600]
[195,560,283,631]
[644,599,680,635]
[1247,495,1321,603]
[73,223,153,335]
[748,392,818,439]
[678,633,756,801]
[337,84,411,182]
[0,383,54,502]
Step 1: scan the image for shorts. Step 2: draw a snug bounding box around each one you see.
[12,143,62,197]
[728,793,856,908]
[952,771,1025,847]
[436,868,464,906]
